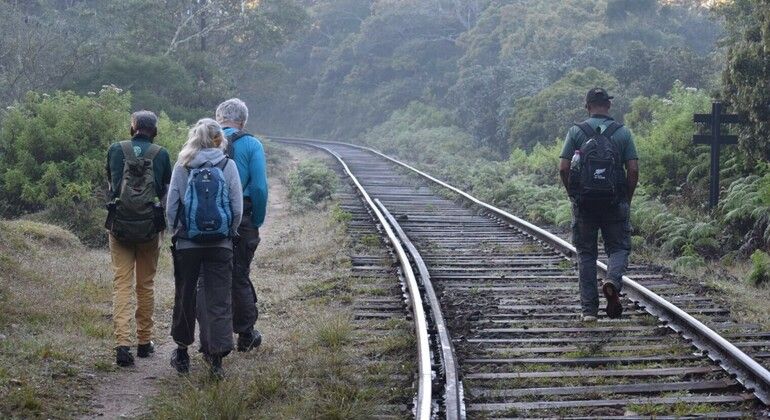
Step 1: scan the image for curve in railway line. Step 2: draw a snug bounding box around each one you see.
[273,136,770,419]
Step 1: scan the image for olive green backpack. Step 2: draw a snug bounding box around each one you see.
[106,141,163,243]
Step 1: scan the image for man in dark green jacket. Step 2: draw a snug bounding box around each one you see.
[105,111,172,366]
[559,88,639,322]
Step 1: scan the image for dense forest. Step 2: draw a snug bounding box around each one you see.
[1,0,770,276]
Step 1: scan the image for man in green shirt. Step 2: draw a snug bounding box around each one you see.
[105,111,172,367]
[558,88,639,322]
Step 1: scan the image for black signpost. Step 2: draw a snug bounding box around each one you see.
[693,102,743,209]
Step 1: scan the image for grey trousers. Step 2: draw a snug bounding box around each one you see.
[572,202,632,316]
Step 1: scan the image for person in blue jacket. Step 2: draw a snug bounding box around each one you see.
[214,98,268,351]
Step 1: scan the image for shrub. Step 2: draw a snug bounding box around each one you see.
[748,250,770,286]
[288,160,338,210]
[0,89,128,216]
[0,89,187,245]
[507,67,626,150]
[625,82,714,197]
[719,174,770,255]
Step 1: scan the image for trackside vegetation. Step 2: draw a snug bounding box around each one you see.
[149,146,413,419]
[0,220,119,417]
[287,159,339,210]
[0,89,187,246]
[2,0,768,275]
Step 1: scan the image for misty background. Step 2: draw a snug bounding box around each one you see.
[0,0,769,268]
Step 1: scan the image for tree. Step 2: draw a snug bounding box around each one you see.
[506,67,623,150]
[0,2,103,105]
[720,0,770,163]
[0,0,306,122]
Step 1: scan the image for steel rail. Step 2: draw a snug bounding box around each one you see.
[376,199,465,420]
[285,141,433,418]
[269,135,770,406]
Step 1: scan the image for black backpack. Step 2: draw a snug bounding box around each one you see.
[570,121,624,208]
[225,131,251,158]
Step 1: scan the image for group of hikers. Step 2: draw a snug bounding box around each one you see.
[105,98,267,377]
[101,88,638,376]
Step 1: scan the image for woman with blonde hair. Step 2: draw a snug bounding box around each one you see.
[165,118,242,377]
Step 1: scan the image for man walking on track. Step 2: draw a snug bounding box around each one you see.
[105,111,172,366]
[558,88,639,322]
[215,98,268,351]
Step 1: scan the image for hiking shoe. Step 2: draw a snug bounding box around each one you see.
[115,346,135,367]
[603,282,623,319]
[202,353,225,380]
[580,314,598,323]
[237,329,262,352]
[137,341,155,358]
[170,348,189,374]
[209,355,225,380]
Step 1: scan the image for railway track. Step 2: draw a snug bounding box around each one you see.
[273,137,770,419]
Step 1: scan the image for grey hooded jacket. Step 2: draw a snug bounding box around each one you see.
[166,148,243,250]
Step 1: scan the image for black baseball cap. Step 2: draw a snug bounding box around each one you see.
[585,88,614,104]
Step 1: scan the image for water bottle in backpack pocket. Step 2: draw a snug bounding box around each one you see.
[181,160,232,242]
[573,122,623,208]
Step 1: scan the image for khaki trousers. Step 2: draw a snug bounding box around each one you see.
[109,234,160,347]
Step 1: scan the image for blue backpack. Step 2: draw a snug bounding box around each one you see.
[180,160,233,242]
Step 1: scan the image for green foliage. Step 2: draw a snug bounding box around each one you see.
[719,0,770,162]
[78,55,229,123]
[748,250,770,286]
[362,102,490,163]
[330,204,353,224]
[0,0,306,122]
[261,0,721,148]
[0,89,187,245]
[718,173,770,254]
[288,160,338,210]
[507,67,623,150]
[0,89,128,216]
[625,82,714,197]
[630,194,720,258]
[672,243,706,272]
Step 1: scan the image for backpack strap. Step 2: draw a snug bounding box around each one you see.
[227,131,251,143]
[143,143,162,161]
[575,122,596,138]
[215,158,229,170]
[120,141,136,160]
[226,131,251,158]
[120,141,162,161]
[602,121,623,139]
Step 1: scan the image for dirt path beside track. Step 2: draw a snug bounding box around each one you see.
[80,180,292,419]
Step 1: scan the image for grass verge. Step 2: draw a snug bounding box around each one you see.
[147,145,389,419]
[0,220,115,418]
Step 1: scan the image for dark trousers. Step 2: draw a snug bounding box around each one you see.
[572,202,632,316]
[171,246,234,356]
[232,199,260,335]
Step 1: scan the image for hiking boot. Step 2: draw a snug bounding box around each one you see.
[201,352,225,379]
[137,341,155,358]
[170,348,189,374]
[603,282,623,319]
[237,329,262,352]
[209,354,225,380]
[115,346,135,367]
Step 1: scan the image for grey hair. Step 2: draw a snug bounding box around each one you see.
[177,118,228,167]
[131,110,158,131]
[215,98,249,125]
